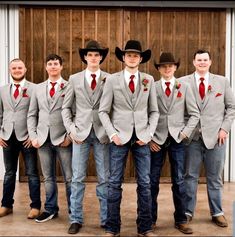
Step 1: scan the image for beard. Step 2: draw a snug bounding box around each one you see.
[11,75,25,82]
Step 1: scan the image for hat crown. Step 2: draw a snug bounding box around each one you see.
[124,40,142,52]
[85,40,103,50]
[159,52,176,64]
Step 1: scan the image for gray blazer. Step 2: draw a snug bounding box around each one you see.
[0,80,35,141]
[27,78,69,146]
[180,73,235,149]
[62,70,109,144]
[152,78,200,145]
[99,70,159,144]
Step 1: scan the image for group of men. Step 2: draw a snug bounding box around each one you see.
[0,39,234,237]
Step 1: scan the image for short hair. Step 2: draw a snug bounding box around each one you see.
[9,58,25,64]
[193,49,211,59]
[46,54,63,65]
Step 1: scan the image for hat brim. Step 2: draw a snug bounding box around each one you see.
[154,60,180,70]
[79,48,109,64]
[115,47,151,64]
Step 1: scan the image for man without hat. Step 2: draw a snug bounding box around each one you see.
[150,52,199,234]
[62,40,110,234]
[99,40,159,236]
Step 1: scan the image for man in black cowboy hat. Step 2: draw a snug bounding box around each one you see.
[99,40,159,236]
[62,40,110,234]
[150,52,199,234]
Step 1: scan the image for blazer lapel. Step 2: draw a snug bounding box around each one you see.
[93,72,106,106]
[7,84,15,108]
[81,71,93,105]
[168,86,178,112]
[15,80,30,107]
[119,71,133,108]
[156,81,168,111]
[191,74,202,109]
[201,73,213,110]
[134,73,144,108]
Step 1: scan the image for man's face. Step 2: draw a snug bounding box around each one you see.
[123,52,142,69]
[158,64,177,80]
[46,59,63,77]
[193,52,212,74]
[9,60,27,82]
[84,51,102,67]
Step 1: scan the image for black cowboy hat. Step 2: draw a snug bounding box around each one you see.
[79,40,109,64]
[154,52,180,70]
[115,40,151,64]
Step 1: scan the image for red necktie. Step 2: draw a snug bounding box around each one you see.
[199,77,205,100]
[50,82,57,97]
[13,84,20,99]
[129,75,135,93]
[91,74,97,90]
[165,82,171,97]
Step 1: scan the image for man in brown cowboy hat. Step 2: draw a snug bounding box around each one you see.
[99,40,159,236]
[150,52,199,234]
[62,40,110,234]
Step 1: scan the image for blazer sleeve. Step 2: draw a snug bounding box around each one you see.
[221,78,235,132]
[27,86,39,140]
[98,76,117,138]
[61,81,75,134]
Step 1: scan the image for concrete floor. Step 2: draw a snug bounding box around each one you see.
[0,181,234,236]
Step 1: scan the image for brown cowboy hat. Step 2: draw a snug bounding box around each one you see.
[79,40,109,64]
[154,52,180,70]
[115,40,151,64]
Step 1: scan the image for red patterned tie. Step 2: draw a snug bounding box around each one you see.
[50,82,57,97]
[199,77,205,100]
[91,74,97,90]
[13,84,20,99]
[165,82,171,97]
[129,75,135,93]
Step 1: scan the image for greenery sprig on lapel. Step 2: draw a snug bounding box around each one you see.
[175,81,182,98]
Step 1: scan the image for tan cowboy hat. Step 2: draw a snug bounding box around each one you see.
[115,40,151,64]
[79,40,109,64]
[154,52,180,70]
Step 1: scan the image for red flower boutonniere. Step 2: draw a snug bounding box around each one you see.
[216,93,222,97]
[61,94,65,97]
[208,85,212,93]
[60,83,65,90]
[142,78,149,91]
[175,81,181,90]
[22,88,29,97]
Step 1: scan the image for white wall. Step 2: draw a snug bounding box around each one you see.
[0,5,19,180]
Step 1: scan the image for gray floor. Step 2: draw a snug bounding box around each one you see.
[0,181,234,236]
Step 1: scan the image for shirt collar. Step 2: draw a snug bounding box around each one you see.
[12,78,26,88]
[48,77,62,86]
[124,69,139,81]
[161,77,175,89]
[85,69,101,80]
[194,72,209,82]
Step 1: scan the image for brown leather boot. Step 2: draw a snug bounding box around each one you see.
[175,223,193,234]
[212,215,228,227]
[0,207,13,217]
[27,208,40,219]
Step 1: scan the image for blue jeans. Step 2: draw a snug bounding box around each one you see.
[1,132,41,209]
[150,137,187,224]
[105,133,152,235]
[38,139,72,214]
[70,129,109,225]
[184,138,226,216]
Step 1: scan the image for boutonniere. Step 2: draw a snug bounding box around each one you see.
[175,81,181,90]
[142,78,149,91]
[60,83,65,90]
[101,77,106,82]
[208,85,212,93]
[22,88,29,97]
[216,93,222,97]
[175,81,182,98]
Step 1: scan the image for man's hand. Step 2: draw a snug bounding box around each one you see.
[149,140,161,152]
[0,138,8,148]
[23,137,32,148]
[32,139,40,148]
[218,129,228,146]
[111,134,123,146]
[136,140,146,146]
[60,135,72,147]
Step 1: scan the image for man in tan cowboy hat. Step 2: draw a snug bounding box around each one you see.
[99,40,159,236]
[150,52,199,234]
[62,40,110,234]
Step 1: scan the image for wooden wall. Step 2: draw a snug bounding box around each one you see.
[19,6,226,182]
